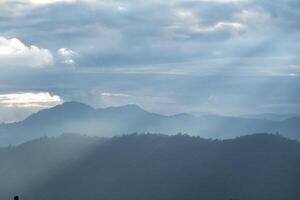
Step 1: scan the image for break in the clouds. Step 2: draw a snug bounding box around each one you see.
[0,0,299,121]
[0,92,63,108]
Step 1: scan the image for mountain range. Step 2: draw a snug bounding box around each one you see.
[0,101,299,146]
[0,133,299,200]
[241,113,300,121]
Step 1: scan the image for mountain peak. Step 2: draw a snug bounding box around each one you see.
[121,104,143,110]
[22,101,94,124]
[57,101,94,109]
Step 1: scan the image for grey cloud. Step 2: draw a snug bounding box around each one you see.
[0,0,271,67]
[0,0,300,120]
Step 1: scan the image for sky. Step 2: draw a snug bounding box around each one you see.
[0,0,300,122]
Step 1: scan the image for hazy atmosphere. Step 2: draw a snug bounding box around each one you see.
[1,1,300,200]
[1,0,300,123]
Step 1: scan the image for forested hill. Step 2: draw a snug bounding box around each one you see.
[1,133,300,200]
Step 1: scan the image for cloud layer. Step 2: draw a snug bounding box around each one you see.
[1,0,299,69]
[0,0,299,121]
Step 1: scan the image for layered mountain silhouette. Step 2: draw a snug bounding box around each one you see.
[0,133,299,200]
[241,113,300,121]
[0,101,299,146]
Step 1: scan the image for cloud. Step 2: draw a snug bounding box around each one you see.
[101,92,130,97]
[0,0,75,6]
[0,0,300,119]
[0,0,253,68]
[183,21,246,34]
[27,0,75,5]
[0,92,63,107]
[234,9,273,32]
[165,8,246,40]
[0,36,53,68]
[58,48,77,65]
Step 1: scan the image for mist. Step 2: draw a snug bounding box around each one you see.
[1,0,300,199]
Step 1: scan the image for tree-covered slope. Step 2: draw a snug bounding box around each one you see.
[0,133,299,200]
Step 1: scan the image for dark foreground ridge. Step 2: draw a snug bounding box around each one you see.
[1,133,300,200]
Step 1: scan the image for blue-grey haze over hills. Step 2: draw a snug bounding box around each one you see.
[0,101,299,146]
[1,0,300,199]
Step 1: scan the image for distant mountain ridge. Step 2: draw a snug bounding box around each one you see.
[241,113,300,121]
[0,133,300,200]
[0,101,299,146]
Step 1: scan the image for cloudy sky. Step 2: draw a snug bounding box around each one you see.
[0,0,299,122]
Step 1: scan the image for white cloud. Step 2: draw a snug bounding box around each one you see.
[101,92,130,97]
[0,0,95,7]
[167,21,246,39]
[27,0,75,4]
[58,48,77,65]
[0,92,63,108]
[0,36,53,68]
[212,22,246,32]
[185,22,246,34]
[167,9,246,38]
[97,92,134,108]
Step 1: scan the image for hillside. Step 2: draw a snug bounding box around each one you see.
[0,133,299,200]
